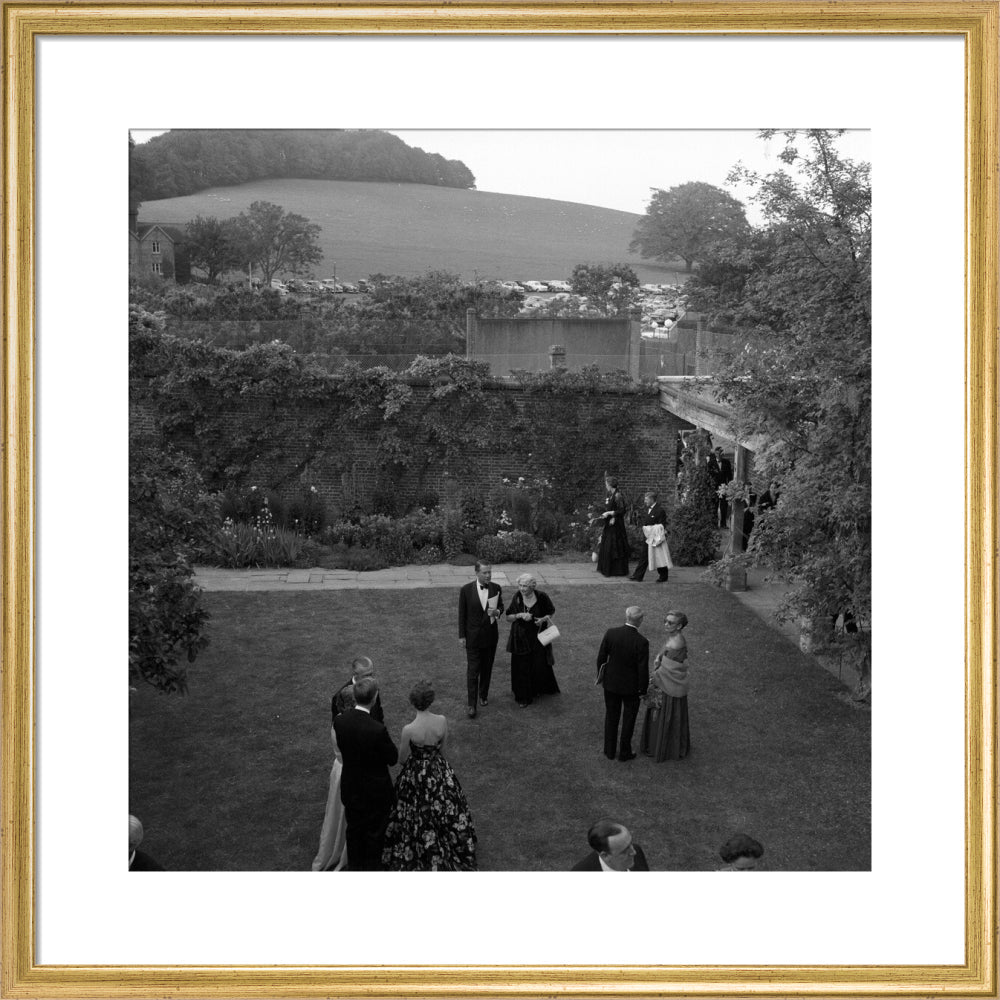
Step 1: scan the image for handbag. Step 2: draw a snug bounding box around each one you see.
[537,624,560,647]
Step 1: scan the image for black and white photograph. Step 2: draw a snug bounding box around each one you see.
[127,127,872,874]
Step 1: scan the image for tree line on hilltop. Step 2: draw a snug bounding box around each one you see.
[130,129,476,202]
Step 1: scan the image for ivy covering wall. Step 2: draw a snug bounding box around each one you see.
[130,309,681,518]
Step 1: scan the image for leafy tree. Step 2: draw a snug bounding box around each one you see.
[185,215,241,284]
[691,130,871,645]
[569,263,640,315]
[630,181,749,272]
[230,200,323,287]
[129,426,218,694]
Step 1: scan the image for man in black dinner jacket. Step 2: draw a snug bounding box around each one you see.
[331,676,398,871]
[596,606,650,761]
[629,490,670,583]
[458,561,504,719]
[571,820,650,871]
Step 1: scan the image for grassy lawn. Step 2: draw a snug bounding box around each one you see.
[129,582,870,872]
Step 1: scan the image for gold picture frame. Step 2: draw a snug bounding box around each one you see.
[2,3,996,996]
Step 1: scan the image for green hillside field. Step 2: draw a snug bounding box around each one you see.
[138,178,687,285]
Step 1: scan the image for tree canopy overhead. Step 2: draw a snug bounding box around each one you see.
[132,129,477,201]
[630,181,749,272]
[691,130,871,651]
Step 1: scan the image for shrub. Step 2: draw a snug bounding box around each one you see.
[397,508,443,548]
[442,505,464,560]
[414,544,444,565]
[474,535,509,564]
[415,490,440,512]
[285,486,326,535]
[669,461,720,566]
[502,530,538,562]
[293,537,324,568]
[343,547,390,572]
[375,523,415,566]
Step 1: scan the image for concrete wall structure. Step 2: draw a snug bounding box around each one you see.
[467,310,643,379]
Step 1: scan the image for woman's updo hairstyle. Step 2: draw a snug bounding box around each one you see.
[408,679,435,712]
[605,475,619,489]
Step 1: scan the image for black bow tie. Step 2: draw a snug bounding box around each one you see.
[479,584,489,590]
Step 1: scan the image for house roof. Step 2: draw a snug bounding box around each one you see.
[134,222,186,243]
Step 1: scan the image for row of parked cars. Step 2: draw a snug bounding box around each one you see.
[497,279,573,293]
[272,278,369,296]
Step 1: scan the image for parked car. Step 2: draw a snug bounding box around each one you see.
[340,282,359,294]
[499,281,523,292]
[546,280,572,292]
[522,280,548,293]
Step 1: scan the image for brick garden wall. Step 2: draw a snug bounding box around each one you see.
[132,379,689,519]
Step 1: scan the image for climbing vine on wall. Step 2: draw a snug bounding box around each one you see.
[130,312,655,512]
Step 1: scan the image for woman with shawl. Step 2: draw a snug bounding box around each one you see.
[639,610,691,761]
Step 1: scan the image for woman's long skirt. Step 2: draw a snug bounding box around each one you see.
[639,694,690,762]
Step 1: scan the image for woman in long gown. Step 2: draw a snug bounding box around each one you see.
[640,610,691,761]
[505,573,559,707]
[596,475,630,576]
[382,680,477,871]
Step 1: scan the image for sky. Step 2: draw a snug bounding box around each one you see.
[130,128,871,217]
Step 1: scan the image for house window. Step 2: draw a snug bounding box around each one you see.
[151,262,161,274]
[151,241,160,254]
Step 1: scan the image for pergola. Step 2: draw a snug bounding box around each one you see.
[655,375,764,579]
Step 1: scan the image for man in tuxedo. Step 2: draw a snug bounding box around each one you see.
[331,676,398,871]
[458,561,504,719]
[629,490,670,583]
[596,606,650,761]
[331,655,384,725]
[571,820,650,871]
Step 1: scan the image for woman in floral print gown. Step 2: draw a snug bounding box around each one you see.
[382,680,477,871]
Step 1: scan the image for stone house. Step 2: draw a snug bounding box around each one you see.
[128,210,189,282]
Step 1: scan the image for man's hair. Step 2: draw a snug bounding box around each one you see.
[605,475,619,488]
[352,656,374,679]
[625,605,643,624]
[719,833,764,863]
[408,679,435,712]
[128,815,144,851]
[587,820,626,854]
[644,491,658,501]
[353,676,379,706]
[474,560,491,572]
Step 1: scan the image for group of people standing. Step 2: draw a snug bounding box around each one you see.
[594,476,674,582]
[313,659,478,872]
